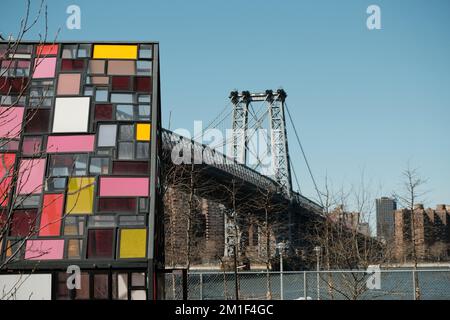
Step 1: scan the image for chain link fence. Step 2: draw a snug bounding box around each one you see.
[165,269,450,300]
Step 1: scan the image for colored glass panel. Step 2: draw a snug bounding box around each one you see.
[0,153,16,206]
[25,239,64,260]
[33,57,56,78]
[112,76,131,90]
[98,198,136,212]
[93,44,138,60]
[67,239,83,259]
[10,209,38,237]
[24,109,50,133]
[65,177,95,214]
[47,135,95,153]
[112,161,148,175]
[61,59,84,71]
[17,158,46,194]
[108,61,136,75]
[57,73,81,95]
[87,229,114,259]
[39,194,64,236]
[134,76,152,92]
[136,123,151,141]
[36,44,59,56]
[0,106,24,139]
[22,136,42,156]
[99,177,149,197]
[119,229,147,258]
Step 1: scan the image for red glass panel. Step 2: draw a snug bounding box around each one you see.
[61,59,85,71]
[10,209,38,237]
[98,198,137,212]
[134,77,151,92]
[36,44,59,56]
[39,194,64,236]
[112,76,131,91]
[94,104,113,121]
[112,161,148,175]
[87,229,114,259]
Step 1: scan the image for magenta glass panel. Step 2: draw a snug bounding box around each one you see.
[33,57,57,78]
[99,177,149,197]
[47,135,95,153]
[17,158,46,194]
[0,106,24,139]
[25,239,64,260]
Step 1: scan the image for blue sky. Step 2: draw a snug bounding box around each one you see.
[2,0,449,217]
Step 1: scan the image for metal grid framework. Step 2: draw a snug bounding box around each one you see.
[229,90,292,196]
[230,91,249,165]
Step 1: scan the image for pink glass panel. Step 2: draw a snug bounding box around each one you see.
[99,177,149,197]
[25,239,64,260]
[47,135,95,153]
[0,106,24,138]
[33,57,56,78]
[17,159,46,194]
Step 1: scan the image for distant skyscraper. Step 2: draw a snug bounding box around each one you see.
[376,197,397,241]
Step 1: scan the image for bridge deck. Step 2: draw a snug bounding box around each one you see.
[161,129,323,214]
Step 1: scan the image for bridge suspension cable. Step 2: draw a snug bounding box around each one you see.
[285,102,324,206]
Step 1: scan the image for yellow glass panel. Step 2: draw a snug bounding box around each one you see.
[93,45,138,59]
[136,123,151,141]
[65,177,95,214]
[119,229,147,258]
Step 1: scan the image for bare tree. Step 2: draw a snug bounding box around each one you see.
[393,165,428,300]
[309,174,386,300]
[0,0,58,271]
[161,138,221,299]
[246,186,288,299]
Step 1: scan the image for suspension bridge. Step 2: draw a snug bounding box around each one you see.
[161,89,324,263]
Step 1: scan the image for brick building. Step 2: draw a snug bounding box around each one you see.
[394,204,450,262]
[164,187,280,270]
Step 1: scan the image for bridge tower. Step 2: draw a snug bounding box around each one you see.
[229,89,293,196]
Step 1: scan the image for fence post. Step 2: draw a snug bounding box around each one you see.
[303,271,307,299]
[199,273,203,300]
[182,269,188,301]
[412,270,416,300]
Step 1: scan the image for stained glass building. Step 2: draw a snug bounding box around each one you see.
[0,41,164,300]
